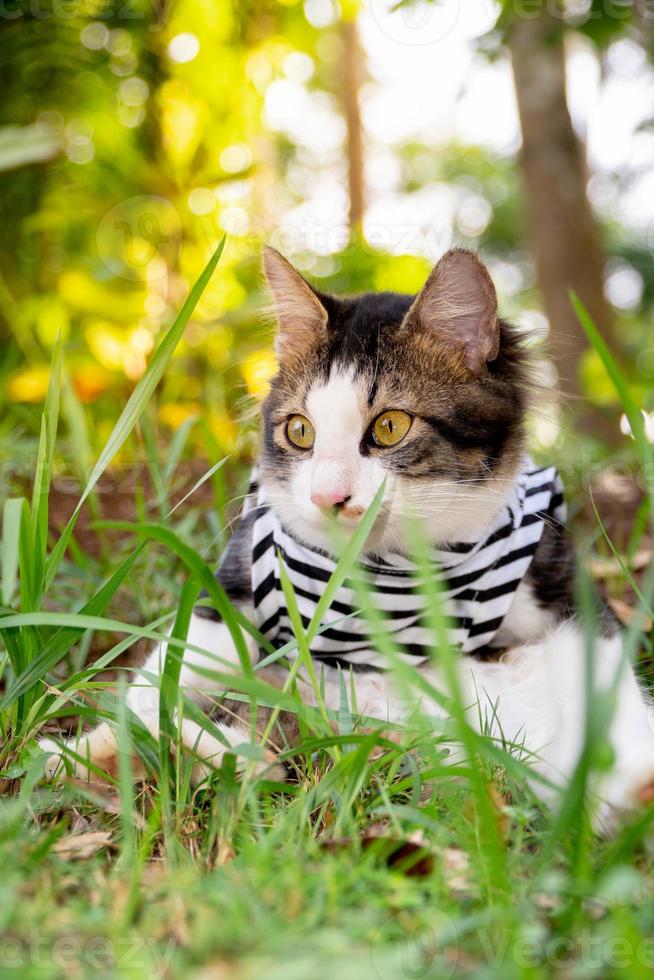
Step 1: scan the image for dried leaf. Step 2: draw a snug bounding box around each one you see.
[53,830,112,860]
[439,845,471,893]
[194,962,242,980]
[590,549,652,580]
[608,598,652,631]
[589,558,618,579]
[70,811,92,834]
[488,780,511,837]
[214,840,236,866]
[61,778,146,828]
[322,825,434,877]
[631,549,651,571]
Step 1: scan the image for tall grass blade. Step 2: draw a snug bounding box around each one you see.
[572,292,654,508]
[1,498,26,607]
[165,457,227,520]
[0,544,145,713]
[404,518,509,901]
[162,414,198,487]
[31,334,62,591]
[91,521,258,674]
[306,479,386,646]
[44,237,226,590]
[159,577,201,792]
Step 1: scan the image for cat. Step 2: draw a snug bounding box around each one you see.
[41,246,654,833]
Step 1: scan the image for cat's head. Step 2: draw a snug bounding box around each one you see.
[258,247,529,554]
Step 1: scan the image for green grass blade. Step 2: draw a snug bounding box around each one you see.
[404,518,509,902]
[0,544,146,713]
[31,334,62,586]
[590,492,653,620]
[61,363,94,488]
[0,611,244,690]
[140,405,167,519]
[306,479,386,646]
[1,498,26,607]
[51,611,175,697]
[44,236,226,591]
[252,482,389,787]
[572,291,654,509]
[159,577,202,791]
[165,457,227,519]
[162,414,198,487]
[116,675,136,857]
[278,556,330,728]
[91,520,257,675]
[17,494,36,612]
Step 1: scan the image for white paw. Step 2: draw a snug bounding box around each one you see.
[38,737,67,781]
[594,762,654,834]
[37,723,123,783]
[190,748,285,788]
[247,751,286,784]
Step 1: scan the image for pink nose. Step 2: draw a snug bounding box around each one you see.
[311,489,350,510]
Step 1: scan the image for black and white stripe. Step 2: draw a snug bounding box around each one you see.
[245,460,566,669]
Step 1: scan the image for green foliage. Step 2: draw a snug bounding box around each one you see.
[3,6,654,975]
[2,0,654,442]
[494,0,635,44]
[0,255,653,977]
[0,238,225,739]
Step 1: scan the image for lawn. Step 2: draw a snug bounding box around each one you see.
[2,250,654,980]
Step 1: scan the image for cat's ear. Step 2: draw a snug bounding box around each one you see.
[406,249,499,376]
[263,247,328,358]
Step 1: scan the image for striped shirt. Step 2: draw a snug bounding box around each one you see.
[243,460,565,670]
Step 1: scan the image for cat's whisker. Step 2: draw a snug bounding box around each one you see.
[398,492,513,506]
[399,478,518,491]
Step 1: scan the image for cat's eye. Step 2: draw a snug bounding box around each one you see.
[371,410,412,447]
[286,414,315,450]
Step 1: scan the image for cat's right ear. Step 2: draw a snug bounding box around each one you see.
[262,247,328,358]
[404,248,499,376]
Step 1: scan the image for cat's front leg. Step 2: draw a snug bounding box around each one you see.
[458,621,654,833]
[39,608,264,784]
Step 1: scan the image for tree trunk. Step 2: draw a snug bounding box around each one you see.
[341,18,365,232]
[508,10,619,430]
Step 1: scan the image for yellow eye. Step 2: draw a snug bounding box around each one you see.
[372,410,412,447]
[286,414,315,449]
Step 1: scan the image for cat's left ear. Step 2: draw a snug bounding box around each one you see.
[405,248,499,376]
[263,247,328,358]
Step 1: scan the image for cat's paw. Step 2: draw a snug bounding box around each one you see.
[190,747,285,788]
[37,723,133,783]
[38,736,67,780]
[250,750,286,784]
[594,763,654,834]
[634,777,654,806]
[618,763,654,814]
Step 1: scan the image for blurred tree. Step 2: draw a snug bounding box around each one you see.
[505,5,621,425]
[4,0,654,460]
[0,0,377,455]
[341,15,365,231]
[398,1,639,431]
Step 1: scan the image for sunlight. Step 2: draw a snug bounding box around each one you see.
[168,32,201,64]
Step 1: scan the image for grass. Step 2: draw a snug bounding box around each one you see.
[1,263,654,978]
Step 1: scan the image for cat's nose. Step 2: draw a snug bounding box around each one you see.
[311,489,350,510]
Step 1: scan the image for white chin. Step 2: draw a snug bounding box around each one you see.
[303,513,363,551]
[308,508,397,555]
[269,500,380,555]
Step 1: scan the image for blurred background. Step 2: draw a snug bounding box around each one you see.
[2,0,654,500]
